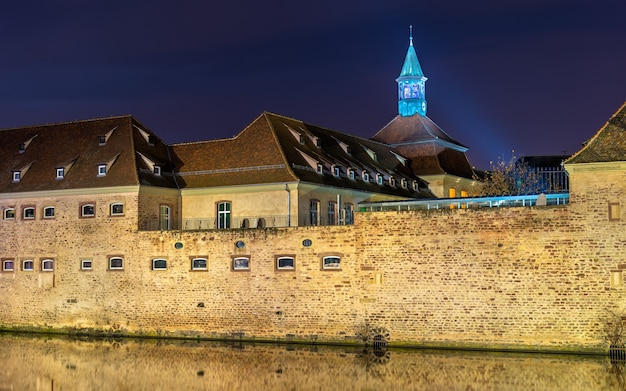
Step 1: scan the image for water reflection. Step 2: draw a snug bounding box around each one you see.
[0,333,622,390]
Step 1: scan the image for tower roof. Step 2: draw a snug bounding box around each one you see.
[398,27,424,79]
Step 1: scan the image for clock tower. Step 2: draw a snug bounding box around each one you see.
[397,26,427,117]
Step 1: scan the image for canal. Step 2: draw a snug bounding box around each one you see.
[0,333,622,390]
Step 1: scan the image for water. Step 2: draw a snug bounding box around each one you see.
[0,333,622,390]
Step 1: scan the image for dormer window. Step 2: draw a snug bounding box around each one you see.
[333,166,340,177]
[348,168,355,180]
[317,163,324,174]
[389,177,396,187]
[147,135,156,146]
[56,168,65,179]
[362,171,370,182]
[18,135,37,153]
[412,181,419,191]
[18,143,26,153]
[12,171,20,182]
[401,178,407,189]
[346,146,352,155]
[98,164,107,176]
[154,165,162,176]
[364,147,377,161]
[98,135,107,145]
[299,134,305,145]
[376,174,383,185]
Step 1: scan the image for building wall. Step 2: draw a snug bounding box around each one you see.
[1,166,626,352]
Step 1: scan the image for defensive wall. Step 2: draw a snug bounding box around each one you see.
[1,177,625,353]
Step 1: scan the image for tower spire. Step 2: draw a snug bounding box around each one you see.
[396,26,427,117]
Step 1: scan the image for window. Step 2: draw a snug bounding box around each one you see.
[343,203,354,225]
[317,163,324,174]
[412,181,419,191]
[217,202,231,229]
[81,259,93,270]
[376,174,383,185]
[310,199,320,226]
[322,256,341,270]
[299,134,305,144]
[276,256,295,270]
[41,259,54,271]
[109,257,123,270]
[152,258,167,270]
[333,166,340,177]
[4,208,15,220]
[43,206,55,218]
[449,188,456,198]
[153,165,161,176]
[23,207,35,220]
[348,168,355,180]
[22,260,34,271]
[401,178,407,189]
[110,203,124,216]
[191,257,207,271]
[97,164,107,176]
[609,202,621,221]
[56,168,64,179]
[389,177,395,187]
[159,205,171,230]
[2,260,14,272]
[232,257,250,271]
[328,201,337,225]
[81,204,95,218]
[12,171,20,182]
[461,190,469,198]
[362,172,369,182]
[98,135,107,145]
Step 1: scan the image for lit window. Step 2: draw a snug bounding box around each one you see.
[42,259,54,271]
[81,259,93,270]
[217,202,231,229]
[97,164,107,176]
[81,204,95,217]
[232,257,250,271]
[110,203,124,216]
[322,256,341,270]
[276,256,295,270]
[2,260,14,272]
[461,190,469,198]
[23,207,35,220]
[152,258,167,270]
[56,168,64,179]
[43,206,55,218]
[153,165,161,176]
[12,171,20,182]
[449,188,456,198]
[22,260,34,271]
[109,257,123,270]
[4,208,15,220]
[192,258,207,271]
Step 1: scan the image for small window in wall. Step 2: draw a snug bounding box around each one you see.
[232,256,250,271]
[41,259,54,272]
[97,164,107,177]
[22,207,35,220]
[152,258,167,270]
[2,259,14,272]
[322,256,341,270]
[461,190,469,198]
[609,202,621,221]
[191,257,207,271]
[81,203,95,218]
[56,167,65,179]
[110,203,124,216]
[22,260,34,271]
[12,171,21,182]
[81,259,93,270]
[217,201,231,229]
[4,208,15,220]
[109,257,124,270]
[449,188,456,198]
[276,256,295,271]
[43,206,55,218]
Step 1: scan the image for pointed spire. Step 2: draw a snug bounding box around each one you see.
[396,26,428,117]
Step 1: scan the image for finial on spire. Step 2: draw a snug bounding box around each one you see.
[409,25,413,46]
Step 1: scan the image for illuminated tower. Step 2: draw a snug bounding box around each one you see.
[397,26,427,117]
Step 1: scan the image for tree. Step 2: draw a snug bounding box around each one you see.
[477,151,542,196]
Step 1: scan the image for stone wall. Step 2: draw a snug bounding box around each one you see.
[1,182,626,353]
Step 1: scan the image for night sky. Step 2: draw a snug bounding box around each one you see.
[1,1,625,170]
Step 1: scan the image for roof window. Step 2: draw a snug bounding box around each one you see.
[98,127,117,146]
[18,135,37,153]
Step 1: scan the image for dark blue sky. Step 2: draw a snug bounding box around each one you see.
[1,1,625,169]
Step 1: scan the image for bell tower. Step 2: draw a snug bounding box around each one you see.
[397,26,427,117]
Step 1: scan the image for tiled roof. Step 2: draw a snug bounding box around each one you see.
[0,115,178,193]
[565,102,626,164]
[372,115,467,149]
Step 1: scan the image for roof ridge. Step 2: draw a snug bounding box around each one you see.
[0,114,134,133]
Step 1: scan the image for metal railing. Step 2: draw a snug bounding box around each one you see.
[358,193,569,212]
